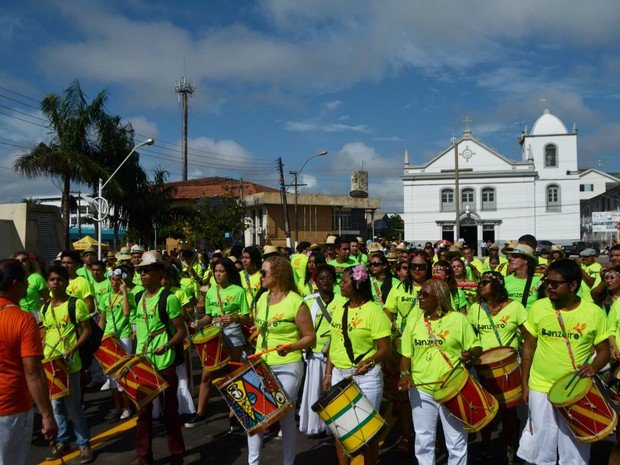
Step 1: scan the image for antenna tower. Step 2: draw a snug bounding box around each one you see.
[175,75,195,181]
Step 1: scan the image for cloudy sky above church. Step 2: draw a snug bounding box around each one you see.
[1,0,619,213]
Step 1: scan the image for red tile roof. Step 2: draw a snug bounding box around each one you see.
[167,177,279,200]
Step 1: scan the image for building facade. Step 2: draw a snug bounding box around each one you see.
[403,110,581,247]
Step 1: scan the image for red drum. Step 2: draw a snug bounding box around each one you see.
[42,356,71,400]
[114,356,169,409]
[433,366,498,433]
[94,334,131,374]
[474,347,522,408]
[215,357,292,436]
[192,326,230,372]
[548,372,617,443]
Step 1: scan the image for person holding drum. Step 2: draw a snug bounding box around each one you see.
[517,259,610,465]
[133,251,187,465]
[467,271,527,463]
[299,263,346,438]
[398,279,482,465]
[186,257,250,430]
[248,255,315,465]
[99,265,136,421]
[322,264,391,465]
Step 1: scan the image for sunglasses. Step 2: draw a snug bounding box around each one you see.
[369,262,383,267]
[17,258,29,263]
[478,280,492,286]
[410,263,428,271]
[546,279,568,289]
[260,270,268,277]
[418,290,435,298]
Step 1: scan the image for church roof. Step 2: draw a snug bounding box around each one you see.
[530,109,568,135]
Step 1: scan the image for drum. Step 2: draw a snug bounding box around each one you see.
[312,377,386,457]
[433,366,498,433]
[192,326,230,372]
[215,357,292,436]
[42,356,71,400]
[548,372,617,443]
[474,346,522,408]
[94,334,131,374]
[114,356,169,409]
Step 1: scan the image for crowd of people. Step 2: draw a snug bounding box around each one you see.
[1,235,620,465]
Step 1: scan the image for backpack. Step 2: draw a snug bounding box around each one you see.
[42,297,104,369]
[135,289,184,366]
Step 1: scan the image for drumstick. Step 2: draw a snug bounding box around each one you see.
[412,380,444,387]
[185,311,204,336]
[44,341,74,363]
[564,353,592,390]
[440,359,463,388]
[248,343,293,359]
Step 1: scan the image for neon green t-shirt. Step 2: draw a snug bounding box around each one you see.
[328,300,391,370]
[135,288,182,371]
[524,297,608,393]
[578,262,602,304]
[384,281,420,339]
[370,276,400,306]
[66,275,95,302]
[99,290,136,338]
[20,272,47,312]
[240,271,262,313]
[205,284,249,317]
[92,279,111,305]
[170,285,190,307]
[41,298,90,374]
[255,291,305,366]
[290,253,309,285]
[304,293,348,353]
[326,258,357,284]
[467,300,527,351]
[504,275,542,311]
[607,298,620,338]
[401,310,481,395]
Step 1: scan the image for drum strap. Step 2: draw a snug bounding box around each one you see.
[342,303,369,366]
[397,295,418,335]
[555,309,578,370]
[316,296,333,325]
[423,315,453,368]
[108,290,122,336]
[244,272,258,314]
[481,302,503,346]
[521,275,534,308]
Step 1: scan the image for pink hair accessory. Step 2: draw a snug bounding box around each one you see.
[351,264,368,284]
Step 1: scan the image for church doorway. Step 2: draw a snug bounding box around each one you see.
[460,217,477,247]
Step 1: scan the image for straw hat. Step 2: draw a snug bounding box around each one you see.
[386,251,399,262]
[262,245,281,257]
[550,244,565,257]
[367,242,382,253]
[308,243,321,251]
[115,246,132,261]
[446,245,464,258]
[395,242,408,252]
[505,243,537,262]
[130,244,145,254]
[134,250,170,268]
[324,235,337,245]
[501,241,517,255]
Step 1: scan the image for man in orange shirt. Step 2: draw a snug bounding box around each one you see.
[0,259,57,464]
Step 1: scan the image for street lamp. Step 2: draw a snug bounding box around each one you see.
[288,150,328,246]
[95,138,155,259]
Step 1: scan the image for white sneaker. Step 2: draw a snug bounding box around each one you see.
[99,380,111,391]
[120,408,132,420]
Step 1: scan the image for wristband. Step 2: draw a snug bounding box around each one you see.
[400,370,411,378]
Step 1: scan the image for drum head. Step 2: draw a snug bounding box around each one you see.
[311,377,354,412]
[192,326,220,343]
[478,347,515,365]
[548,373,592,406]
[433,366,468,402]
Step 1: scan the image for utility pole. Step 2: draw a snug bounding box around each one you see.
[277,158,291,247]
[175,76,195,182]
[289,170,307,247]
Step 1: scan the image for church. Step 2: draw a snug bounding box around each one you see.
[402,109,581,248]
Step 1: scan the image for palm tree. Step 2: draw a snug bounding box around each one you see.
[14,80,108,248]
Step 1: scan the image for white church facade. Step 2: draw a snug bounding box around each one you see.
[402,110,581,247]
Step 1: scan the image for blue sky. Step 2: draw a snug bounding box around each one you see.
[1,0,620,213]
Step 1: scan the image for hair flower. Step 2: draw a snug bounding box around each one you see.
[351,264,368,283]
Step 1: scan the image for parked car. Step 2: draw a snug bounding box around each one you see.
[536,240,554,253]
[561,241,600,257]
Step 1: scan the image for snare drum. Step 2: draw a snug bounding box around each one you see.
[215,357,292,436]
[42,356,71,400]
[94,334,131,374]
[433,366,498,433]
[312,377,386,457]
[114,355,169,409]
[192,326,230,372]
[474,346,522,408]
[548,372,617,443]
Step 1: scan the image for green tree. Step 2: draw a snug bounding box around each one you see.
[383,214,404,242]
[14,80,108,248]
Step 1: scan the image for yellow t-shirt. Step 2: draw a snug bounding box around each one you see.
[607,298,620,338]
[467,300,527,351]
[99,290,136,338]
[66,275,95,302]
[504,275,542,311]
[240,271,262,313]
[328,300,391,370]
[384,281,420,340]
[255,291,305,366]
[401,310,481,395]
[290,253,309,285]
[578,262,602,304]
[304,293,347,353]
[524,297,608,393]
[41,298,90,374]
[370,276,400,306]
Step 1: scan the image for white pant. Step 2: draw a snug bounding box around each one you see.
[409,388,467,465]
[517,388,590,465]
[0,409,33,465]
[332,363,384,410]
[247,361,303,465]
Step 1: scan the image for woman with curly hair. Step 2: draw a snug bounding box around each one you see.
[433,259,468,314]
[249,255,315,465]
[398,279,481,465]
[323,265,392,465]
[467,271,527,462]
[297,250,327,297]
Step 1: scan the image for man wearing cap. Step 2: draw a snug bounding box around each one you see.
[483,244,508,275]
[326,236,357,287]
[577,248,601,304]
[133,251,186,465]
[77,247,97,287]
[517,259,609,465]
[323,235,338,262]
[131,245,145,286]
[504,244,542,311]
[115,246,132,264]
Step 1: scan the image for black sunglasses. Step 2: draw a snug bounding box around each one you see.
[410,263,428,271]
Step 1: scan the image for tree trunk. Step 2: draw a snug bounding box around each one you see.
[62,175,71,250]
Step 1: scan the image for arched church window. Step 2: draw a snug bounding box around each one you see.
[441,188,454,212]
[545,144,558,167]
[546,184,561,212]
